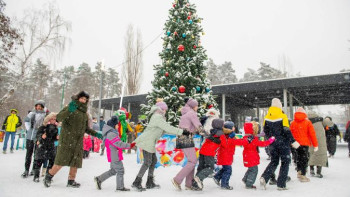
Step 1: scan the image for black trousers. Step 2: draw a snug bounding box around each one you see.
[25,140,35,171]
[296,146,309,175]
[33,158,54,177]
[83,150,90,158]
[136,150,157,178]
[196,154,215,181]
[326,136,337,156]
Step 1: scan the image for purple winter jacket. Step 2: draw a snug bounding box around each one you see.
[176,105,202,149]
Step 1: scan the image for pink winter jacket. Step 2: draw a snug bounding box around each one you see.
[179,105,201,133]
[83,136,92,151]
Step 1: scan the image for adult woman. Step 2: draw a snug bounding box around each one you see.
[172,98,202,190]
[132,100,189,191]
[43,91,102,188]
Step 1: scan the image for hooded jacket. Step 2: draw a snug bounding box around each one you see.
[2,110,22,132]
[134,105,183,153]
[199,128,224,156]
[83,135,92,151]
[290,112,318,147]
[242,136,271,167]
[35,124,58,160]
[25,109,46,140]
[176,104,202,149]
[102,124,130,162]
[217,128,247,165]
[263,106,295,146]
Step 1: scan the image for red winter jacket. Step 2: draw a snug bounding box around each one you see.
[217,135,247,165]
[290,112,318,147]
[83,135,92,151]
[200,136,221,157]
[242,136,271,167]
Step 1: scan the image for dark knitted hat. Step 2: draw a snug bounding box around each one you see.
[212,119,224,129]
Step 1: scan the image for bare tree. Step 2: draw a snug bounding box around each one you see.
[0,2,71,108]
[122,24,143,96]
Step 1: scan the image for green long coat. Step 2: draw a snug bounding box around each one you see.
[134,105,183,153]
[54,100,96,168]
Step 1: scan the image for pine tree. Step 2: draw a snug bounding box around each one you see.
[141,0,216,125]
[206,58,219,85]
[217,61,237,84]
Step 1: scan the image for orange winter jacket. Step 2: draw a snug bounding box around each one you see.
[290,112,318,147]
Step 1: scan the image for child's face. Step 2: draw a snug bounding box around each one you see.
[48,118,56,125]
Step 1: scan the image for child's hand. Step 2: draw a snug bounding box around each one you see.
[36,141,40,145]
[268,136,275,144]
[42,133,47,139]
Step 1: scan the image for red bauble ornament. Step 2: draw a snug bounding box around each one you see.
[174,31,178,36]
[208,104,214,109]
[187,16,191,20]
[193,45,197,49]
[179,85,186,93]
[165,72,169,77]
[178,45,185,52]
[173,4,176,8]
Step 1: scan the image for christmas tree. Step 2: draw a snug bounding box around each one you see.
[141,0,217,125]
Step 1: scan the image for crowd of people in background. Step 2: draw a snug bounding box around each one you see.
[1,91,350,192]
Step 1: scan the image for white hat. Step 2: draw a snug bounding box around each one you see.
[271,98,282,109]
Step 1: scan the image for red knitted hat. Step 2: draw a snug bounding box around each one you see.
[244,122,254,135]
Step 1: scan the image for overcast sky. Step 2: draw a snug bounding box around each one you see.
[5,0,350,94]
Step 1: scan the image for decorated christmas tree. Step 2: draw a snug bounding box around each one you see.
[141,0,217,125]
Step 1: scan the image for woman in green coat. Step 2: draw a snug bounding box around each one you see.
[132,101,190,191]
[44,91,102,188]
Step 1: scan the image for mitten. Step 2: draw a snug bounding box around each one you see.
[228,132,236,139]
[130,142,136,149]
[94,132,103,140]
[68,101,78,112]
[268,136,275,144]
[291,141,300,149]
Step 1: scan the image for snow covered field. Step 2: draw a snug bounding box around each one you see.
[1,139,349,197]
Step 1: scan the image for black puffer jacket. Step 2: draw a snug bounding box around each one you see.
[35,124,58,160]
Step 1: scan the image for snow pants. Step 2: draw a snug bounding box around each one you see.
[33,158,54,178]
[97,160,125,189]
[196,154,215,181]
[296,146,309,175]
[173,147,197,187]
[242,166,258,187]
[214,165,232,187]
[326,136,337,156]
[261,144,291,188]
[136,150,157,178]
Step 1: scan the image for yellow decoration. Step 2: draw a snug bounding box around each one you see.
[192,35,195,39]
[202,32,205,36]
[160,154,171,166]
[198,19,201,23]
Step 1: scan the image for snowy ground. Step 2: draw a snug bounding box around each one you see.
[0,138,349,197]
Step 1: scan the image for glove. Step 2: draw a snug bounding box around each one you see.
[247,135,255,143]
[291,141,300,149]
[182,129,191,136]
[95,132,103,140]
[68,101,78,112]
[130,142,136,149]
[268,136,275,144]
[228,132,236,139]
[314,147,318,152]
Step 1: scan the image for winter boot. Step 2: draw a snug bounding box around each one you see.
[21,170,29,178]
[269,178,277,185]
[193,176,203,189]
[29,170,34,176]
[297,171,302,178]
[221,185,233,190]
[277,187,288,191]
[94,177,102,190]
[132,176,146,192]
[43,173,54,187]
[259,177,267,190]
[146,176,160,189]
[299,175,310,182]
[3,150,6,154]
[41,168,47,177]
[171,178,181,190]
[310,168,315,176]
[213,177,220,186]
[33,169,40,183]
[10,149,14,153]
[116,187,131,192]
[67,180,81,188]
[191,180,202,191]
[245,185,257,189]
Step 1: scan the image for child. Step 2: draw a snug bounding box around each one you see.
[242,122,275,189]
[214,121,248,190]
[83,134,92,159]
[94,118,135,192]
[33,113,59,183]
[192,119,224,190]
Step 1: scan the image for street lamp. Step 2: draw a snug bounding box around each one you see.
[97,60,105,129]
